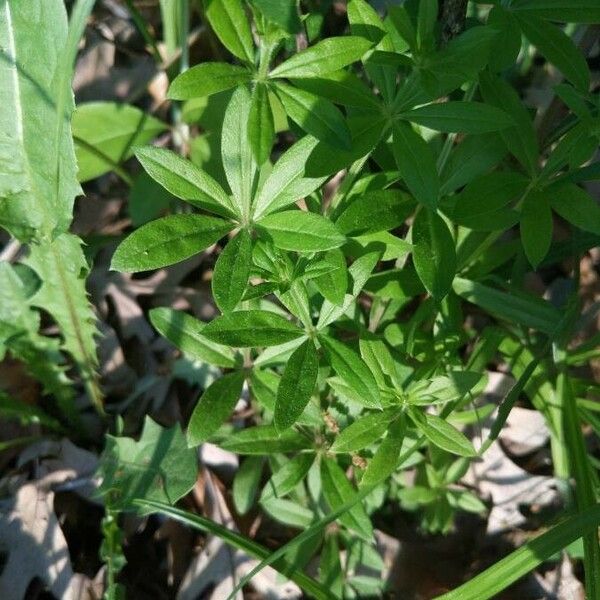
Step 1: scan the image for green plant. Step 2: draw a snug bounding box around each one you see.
[105,0,600,597]
[3,0,600,598]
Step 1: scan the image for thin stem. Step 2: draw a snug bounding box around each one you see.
[124,0,163,64]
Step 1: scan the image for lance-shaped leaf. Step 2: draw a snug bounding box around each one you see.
[520,190,553,268]
[135,146,236,217]
[187,371,245,446]
[252,0,301,33]
[453,277,561,335]
[220,425,311,454]
[291,70,379,110]
[331,409,401,453]
[202,310,304,347]
[274,82,352,150]
[335,189,415,235]
[313,249,348,306]
[270,36,373,79]
[233,456,264,514]
[257,210,346,253]
[204,0,254,64]
[411,208,456,300]
[212,229,252,313]
[479,72,539,176]
[550,183,600,235]
[320,457,373,541]
[410,411,477,457]
[511,0,600,25]
[222,85,257,219]
[149,308,237,368]
[516,15,590,92]
[348,0,396,101]
[319,335,381,409]
[392,122,439,209]
[168,62,252,100]
[274,339,319,431]
[447,171,528,231]
[401,102,513,134]
[261,454,315,501]
[248,82,275,165]
[0,0,81,240]
[111,214,234,272]
[252,135,326,219]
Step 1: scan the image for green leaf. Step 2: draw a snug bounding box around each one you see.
[0,0,81,240]
[149,308,237,368]
[515,15,590,92]
[261,454,315,501]
[413,412,477,457]
[487,7,522,72]
[167,62,251,100]
[549,183,600,235]
[453,277,561,335]
[320,457,373,541]
[336,190,415,236]
[98,416,197,511]
[248,83,275,165]
[290,70,380,110]
[411,209,456,301]
[135,146,236,217]
[25,234,102,413]
[510,0,600,24]
[270,37,373,79]
[73,103,166,182]
[212,229,252,313]
[347,0,396,101]
[187,371,245,445]
[111,214,234,272]
[261,498,315,528]
[361,419,408,487]
[220,425,311,454]
[274,339,319,431]
[407,371,485,405]
[392,122,440,209]
[520,191,553,268]
[435,503,600,600]
[440,135,508,196]
[317,250,381,329]
[252,136,326,219]
[401,102,513,134]
[319,335,381,409]
[447,172,529,230]
[250,0,301,33]
[479,71,539,176]
[417,0,438,51]
[133,500,336,600]
[222,85,257,219]
[274,82,352,150]
[331,409,401,453]
[233,456,264,514]
[0,263,76,420]
[257,210,346,252]
[204,0,254,64]
[313,249,348,306]
[202,310,304,347]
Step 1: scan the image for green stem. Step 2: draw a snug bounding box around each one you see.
[124,0,163,64]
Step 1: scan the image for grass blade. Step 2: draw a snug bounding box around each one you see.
[133,499,337,599]
[434,503,600,600]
